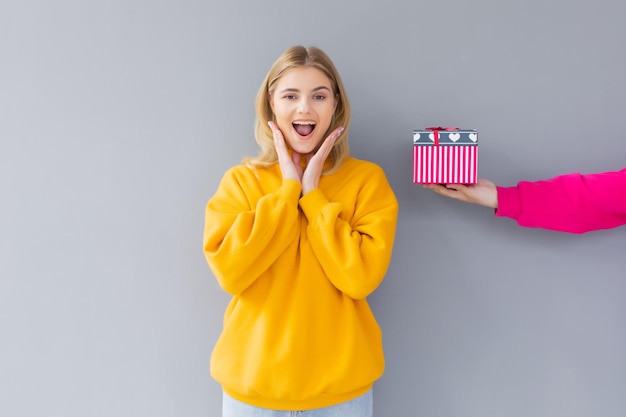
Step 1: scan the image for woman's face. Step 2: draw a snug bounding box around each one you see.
[270,66,337,156]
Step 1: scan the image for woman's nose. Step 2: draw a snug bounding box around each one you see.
[297,98,310,114]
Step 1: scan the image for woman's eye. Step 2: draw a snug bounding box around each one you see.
[313,95,326,100]
[283,94,296,100]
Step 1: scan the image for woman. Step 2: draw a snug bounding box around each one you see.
[423,168,626,233]
[204,45,398,416]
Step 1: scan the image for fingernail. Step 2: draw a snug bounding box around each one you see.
[267,121,274,129]
[339,126,345,133]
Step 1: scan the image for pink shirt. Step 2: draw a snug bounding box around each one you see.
[495,168,626,234]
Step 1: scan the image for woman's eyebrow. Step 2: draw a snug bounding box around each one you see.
[279,86,332,93]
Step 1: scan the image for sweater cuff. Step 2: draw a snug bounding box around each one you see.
[278,179,303,206]
[299,188,329,220]
[494,186,521,219]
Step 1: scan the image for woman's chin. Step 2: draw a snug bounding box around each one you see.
[290,147,314,157]
[287,139,320,156]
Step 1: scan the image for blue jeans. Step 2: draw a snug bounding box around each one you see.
[222,389,373,417]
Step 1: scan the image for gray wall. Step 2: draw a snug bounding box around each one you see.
[2,1,625,416]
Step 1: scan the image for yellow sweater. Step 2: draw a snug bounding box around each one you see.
[203,157,398,410]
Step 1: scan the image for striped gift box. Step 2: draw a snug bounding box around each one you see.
[413,127,478,184]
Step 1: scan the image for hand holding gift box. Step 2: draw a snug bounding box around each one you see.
[413,127,478,184]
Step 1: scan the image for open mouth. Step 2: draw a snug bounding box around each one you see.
[293,121,316,137]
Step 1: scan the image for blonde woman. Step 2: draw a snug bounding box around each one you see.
[204,45,398,416]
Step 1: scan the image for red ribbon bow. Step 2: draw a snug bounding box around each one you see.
[425,126,458,146]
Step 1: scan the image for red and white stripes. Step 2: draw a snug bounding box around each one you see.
[413,145,478,184]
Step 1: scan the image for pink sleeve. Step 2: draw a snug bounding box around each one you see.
[495,168,626,234]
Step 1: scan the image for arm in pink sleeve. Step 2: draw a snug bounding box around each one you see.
[495,168,626,234]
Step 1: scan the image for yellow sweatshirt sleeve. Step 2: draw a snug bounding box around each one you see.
[299,164,398,299]
[203,167,302,295]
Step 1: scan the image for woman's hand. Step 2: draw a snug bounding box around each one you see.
[269,121,303,182]
[301,126,344,195]
[269,121,344,194]
[422,178,499,209]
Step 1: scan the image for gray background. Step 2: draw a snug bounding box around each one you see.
[2,0,625,416]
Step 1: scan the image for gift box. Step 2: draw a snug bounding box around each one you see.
[413,127,478,184]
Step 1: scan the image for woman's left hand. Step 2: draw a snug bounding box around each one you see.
[301,126,344,195]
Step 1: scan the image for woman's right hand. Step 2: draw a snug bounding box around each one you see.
[269,121,303,183]
[422,178,499,209]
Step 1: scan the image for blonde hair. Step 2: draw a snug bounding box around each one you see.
[244,45,351,174]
